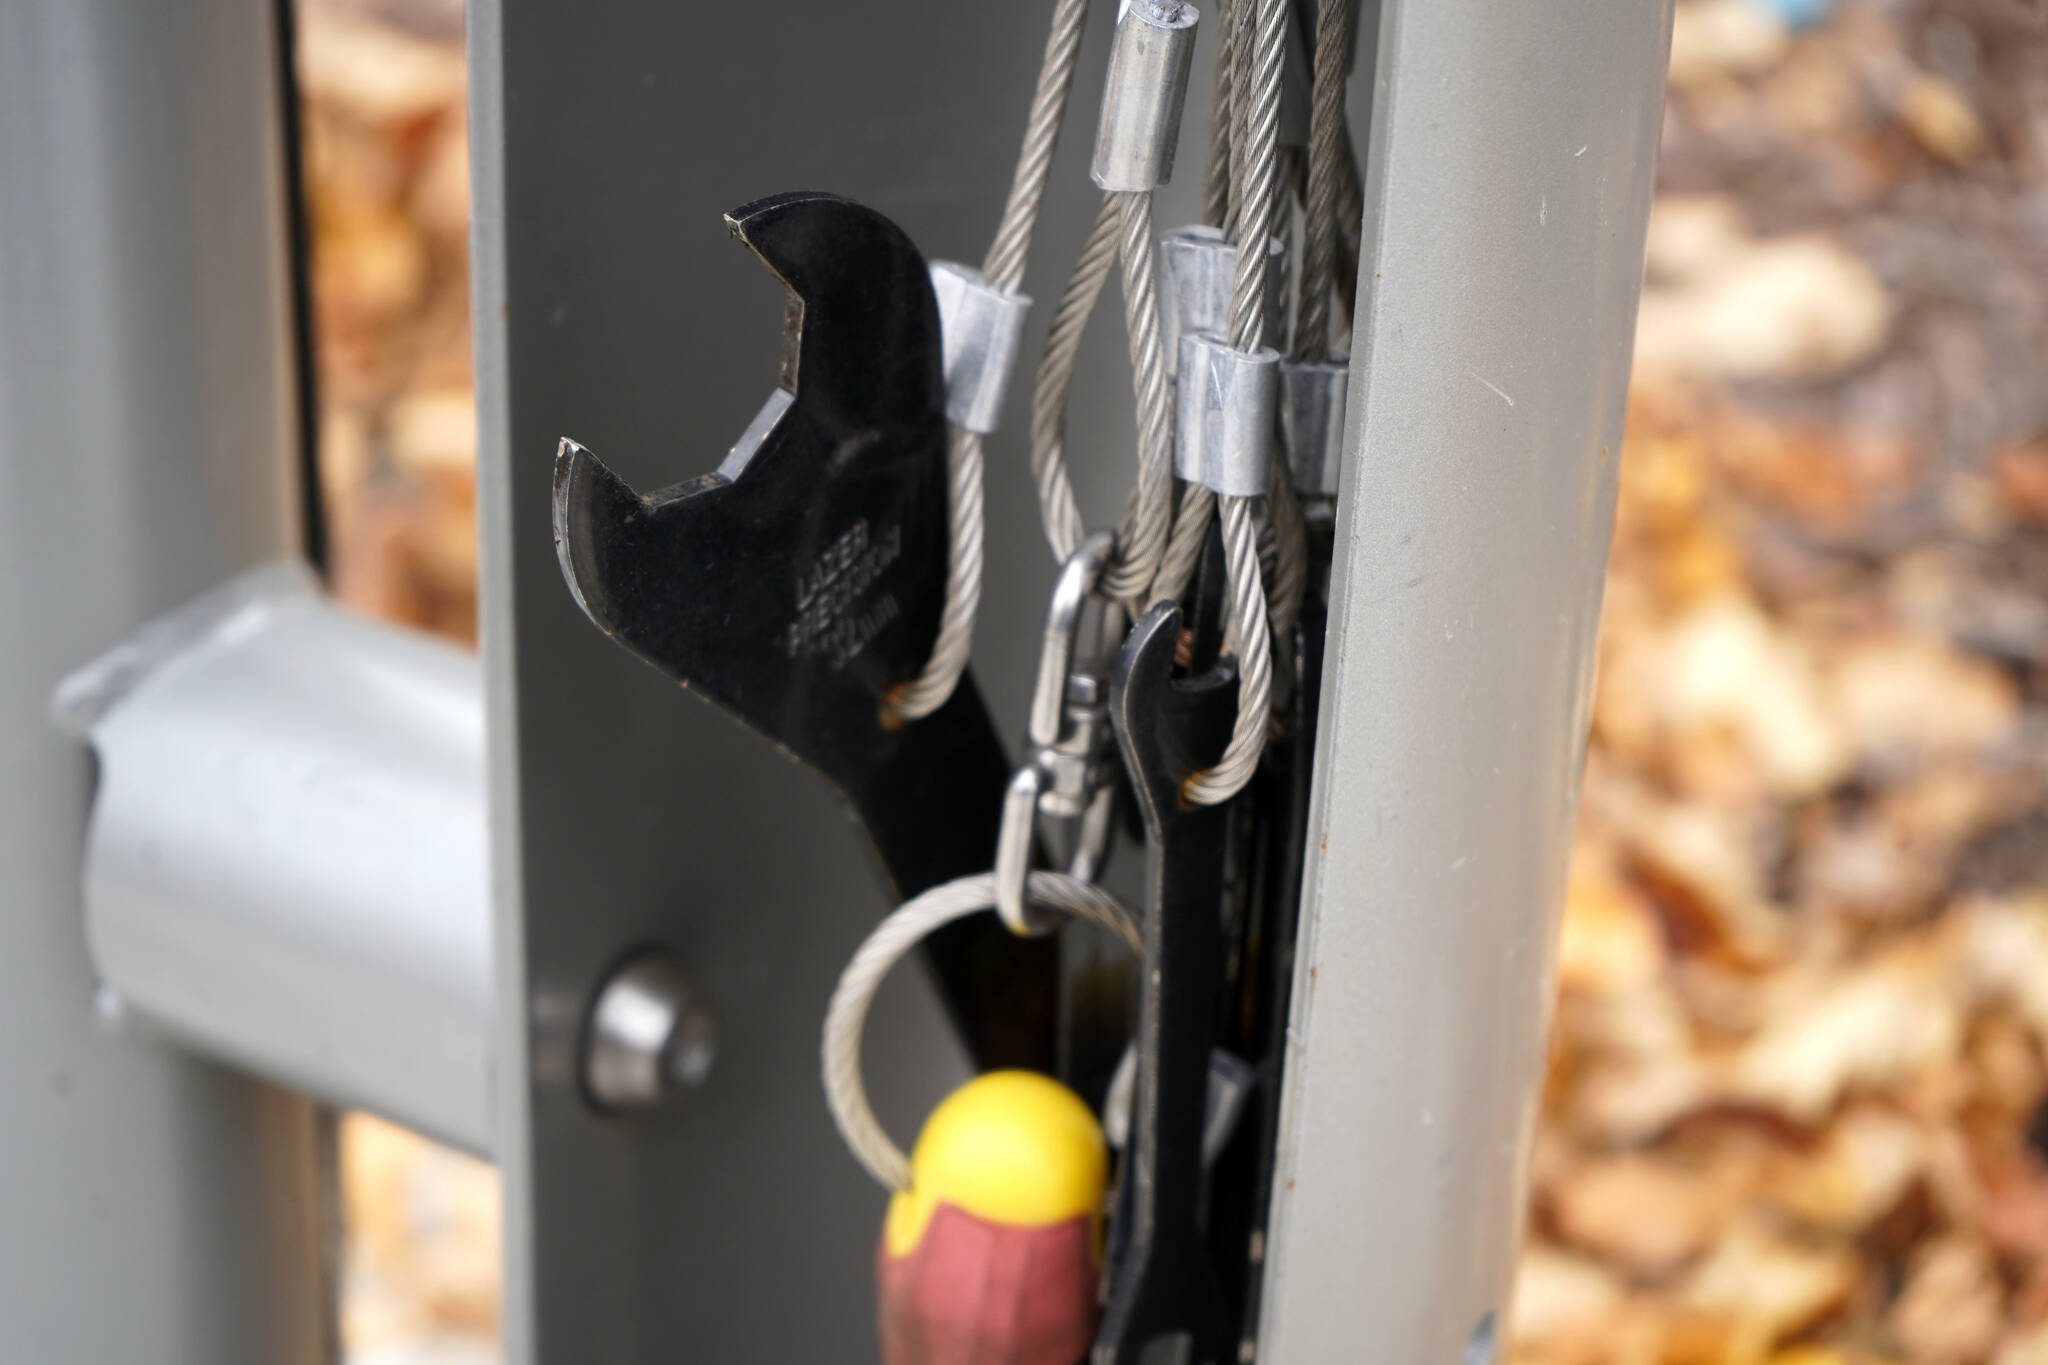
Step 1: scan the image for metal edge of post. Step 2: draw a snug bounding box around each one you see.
[1255,0,1675,1359]
[464,2,539,1359]
[0,0,336,1360]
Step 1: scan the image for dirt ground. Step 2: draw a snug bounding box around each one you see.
[298,1,2048,1361]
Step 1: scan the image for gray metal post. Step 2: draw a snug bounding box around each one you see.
[0,2,334,1361]
[1257,1,1674,1359]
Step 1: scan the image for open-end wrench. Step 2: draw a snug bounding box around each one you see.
[1094,601,1238,1365]
[553,191,1054,1069]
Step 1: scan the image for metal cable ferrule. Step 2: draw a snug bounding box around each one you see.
[1090,0,1200,192]
[929,262,1032,435]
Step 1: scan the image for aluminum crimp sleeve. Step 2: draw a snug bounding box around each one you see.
[929,261,1032,434]
[1280,354,1349,498]
[1160,225,1288,377]
[1176,333,1280,497]
[1090,0,1200,191]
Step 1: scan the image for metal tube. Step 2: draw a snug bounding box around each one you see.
[0,1,333,1360]
[1090,0,1201,191]
[1161,224,1236,376]
[55,563,495,1156]
[1176,333,1280,496]
[1256,0,1675,1359]
[1160,224,1283,377]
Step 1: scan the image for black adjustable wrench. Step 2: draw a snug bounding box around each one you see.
[1094,601,1238,1365]
[553,191,1054,1069]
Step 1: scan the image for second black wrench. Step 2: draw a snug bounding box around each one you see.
[1094,601,1239,1365]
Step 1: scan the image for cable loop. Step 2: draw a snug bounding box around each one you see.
[1030,195,1121,567]
[1182,493,1274,804]
[821,870,1141,1190]
[890,0,1093,722]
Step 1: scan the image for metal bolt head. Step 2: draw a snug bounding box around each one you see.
[582,950,717,1113]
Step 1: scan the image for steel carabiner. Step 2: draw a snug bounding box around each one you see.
[994,530,1125,936]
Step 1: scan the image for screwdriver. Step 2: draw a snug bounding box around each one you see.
[876,1070,1107,1365]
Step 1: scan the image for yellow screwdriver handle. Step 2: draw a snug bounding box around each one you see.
[876,1071,1107,1365]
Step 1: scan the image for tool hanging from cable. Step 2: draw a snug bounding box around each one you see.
[551,192,1061,1070]
[831,0,1369,1350]
[821,2,1320,1360]
[551,0,1363,1358]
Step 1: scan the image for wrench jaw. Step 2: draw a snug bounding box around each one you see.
[550,413,943,788]
[1113,607,1237,828]
[548,191,953,803]
[725,191,946,430]
[551,437,707,654]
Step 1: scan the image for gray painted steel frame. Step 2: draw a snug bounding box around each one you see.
[0,2,334,1360]
[1257,0,1674,1358]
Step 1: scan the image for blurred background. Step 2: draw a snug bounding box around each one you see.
[296,0,2048,1361]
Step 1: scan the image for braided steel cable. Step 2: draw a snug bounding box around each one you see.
[1253,0,1353,650]
[1296,0,1352,361]
[1257,498,1280,597]
[1226,0,1256,250]
[889,0,1093,722]
[1029,195,1121,565]
[1252,0,1355,644]
[1183,494,1274,805]
[1251,474,1306,665]
[1103,189,1176,608]
[1149,481,1215,607]
[1203,0,1238,231]
[984,0,1092,292]
[1158,0,1272,611]
[1175,0,1289,805]
[1228,0,1283,352]
[1027,192,1177,609]
[888,425,988,720]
